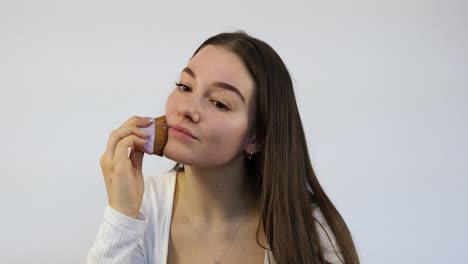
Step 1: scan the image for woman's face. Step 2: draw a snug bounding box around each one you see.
[163,45,256,167]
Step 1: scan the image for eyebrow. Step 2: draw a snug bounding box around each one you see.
[182,67,246,103]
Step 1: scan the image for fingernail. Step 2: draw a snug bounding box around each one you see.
[139,128,150,136]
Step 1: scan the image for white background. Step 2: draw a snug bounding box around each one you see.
[1,0,467,263]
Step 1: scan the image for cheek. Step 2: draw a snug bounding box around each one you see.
[206,116,249,150]
[165,91,177,116]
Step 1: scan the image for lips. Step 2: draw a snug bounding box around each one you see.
[169,124,198,140]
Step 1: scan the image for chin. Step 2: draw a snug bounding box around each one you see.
[162,143,235,168]
[163,147,193,165]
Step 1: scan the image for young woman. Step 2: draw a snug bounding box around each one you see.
[88,31,360,264]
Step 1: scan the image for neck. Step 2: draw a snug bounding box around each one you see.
[177,156,258,223]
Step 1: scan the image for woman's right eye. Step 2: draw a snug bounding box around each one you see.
[175,82,191,92]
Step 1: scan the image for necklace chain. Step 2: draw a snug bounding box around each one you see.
[190,212,245,264]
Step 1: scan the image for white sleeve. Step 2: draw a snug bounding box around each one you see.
[86,204,148,264]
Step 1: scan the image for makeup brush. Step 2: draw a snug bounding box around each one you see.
[139,115,168,156]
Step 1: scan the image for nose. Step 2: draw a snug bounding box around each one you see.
[178,100,200,123]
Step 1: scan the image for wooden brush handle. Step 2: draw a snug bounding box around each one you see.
[139,115,168,156]
[153,115,168,156]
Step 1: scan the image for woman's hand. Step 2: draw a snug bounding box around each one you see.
[100,116,153,218]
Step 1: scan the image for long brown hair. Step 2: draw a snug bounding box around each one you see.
[170,31,359,264]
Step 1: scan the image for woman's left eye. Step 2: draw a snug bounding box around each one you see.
[212,100,230,111]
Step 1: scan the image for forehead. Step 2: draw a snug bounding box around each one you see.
[186,45,255,102]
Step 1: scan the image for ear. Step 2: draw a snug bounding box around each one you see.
[244,133,262,154]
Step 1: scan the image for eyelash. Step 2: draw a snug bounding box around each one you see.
[174,82,231,112]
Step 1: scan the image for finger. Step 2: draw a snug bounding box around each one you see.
[117,116,154,130]
[129,148,144,171]
[105,126,150,161]
[114,135,147,164]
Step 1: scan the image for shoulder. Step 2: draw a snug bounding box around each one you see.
[144,169,177,194]
[141,170,177,216]
[311,205,345,264]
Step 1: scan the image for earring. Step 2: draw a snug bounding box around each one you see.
[248,151,253,159]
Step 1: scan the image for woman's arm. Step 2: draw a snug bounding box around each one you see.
[86,205,148,264]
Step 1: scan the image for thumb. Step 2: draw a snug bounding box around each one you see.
[129,148,144,170]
